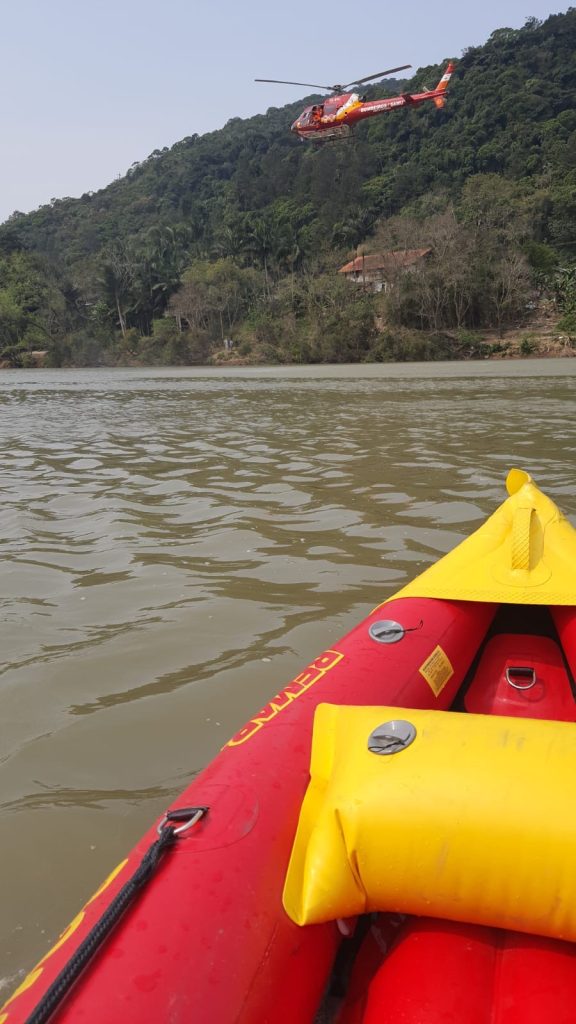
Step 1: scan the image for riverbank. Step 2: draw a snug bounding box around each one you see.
[1,312,573,370]
[209,324,576,367]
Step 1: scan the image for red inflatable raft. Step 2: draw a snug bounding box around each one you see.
[4,468,576,1024]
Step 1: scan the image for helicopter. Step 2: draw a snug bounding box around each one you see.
[255,61,455,141]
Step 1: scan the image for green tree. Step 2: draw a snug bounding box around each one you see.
[167,259,262,340]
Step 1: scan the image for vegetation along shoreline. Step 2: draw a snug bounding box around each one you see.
[0,11,574,369]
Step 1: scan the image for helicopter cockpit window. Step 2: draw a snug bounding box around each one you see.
[300,109,313,125]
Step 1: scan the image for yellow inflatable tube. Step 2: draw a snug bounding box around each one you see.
[283,704,576,940]
[388,468,576,605]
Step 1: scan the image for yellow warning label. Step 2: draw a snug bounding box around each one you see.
[419,645,454,696]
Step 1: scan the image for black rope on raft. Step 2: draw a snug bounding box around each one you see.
[25,806,209,1024]
[395,619,423,635]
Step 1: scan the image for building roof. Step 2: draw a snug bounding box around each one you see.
[338,248,432,274]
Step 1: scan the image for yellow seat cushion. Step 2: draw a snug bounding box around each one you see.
[283,704,576,940]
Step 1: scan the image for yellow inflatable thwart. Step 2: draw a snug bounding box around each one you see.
[283,703,576,940]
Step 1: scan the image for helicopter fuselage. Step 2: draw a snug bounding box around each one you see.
[291,63,454,140]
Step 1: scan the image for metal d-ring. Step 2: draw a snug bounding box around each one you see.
[157,806,208,836]
[505,666,537,691]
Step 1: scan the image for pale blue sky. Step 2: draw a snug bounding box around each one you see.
[0,0,568,225]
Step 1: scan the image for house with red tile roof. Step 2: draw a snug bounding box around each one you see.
[339,248,432,292]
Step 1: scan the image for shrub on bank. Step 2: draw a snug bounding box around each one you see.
[367,332,458,362]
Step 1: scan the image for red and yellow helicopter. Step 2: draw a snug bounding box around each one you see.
[256,61,455,141]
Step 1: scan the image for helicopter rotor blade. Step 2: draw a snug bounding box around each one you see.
[341,64,412,89]
[254,78,334,90]
[255,64,412,94]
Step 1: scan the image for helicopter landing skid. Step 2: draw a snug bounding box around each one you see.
[309,123,353,143]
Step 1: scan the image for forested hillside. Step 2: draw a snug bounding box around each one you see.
[1,9,575,366]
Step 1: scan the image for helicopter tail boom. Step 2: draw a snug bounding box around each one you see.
[420,61,455,109]
[402,61,455,107]
[434,61,455,95]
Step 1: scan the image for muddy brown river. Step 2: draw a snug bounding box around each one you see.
[1,360,575,997]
